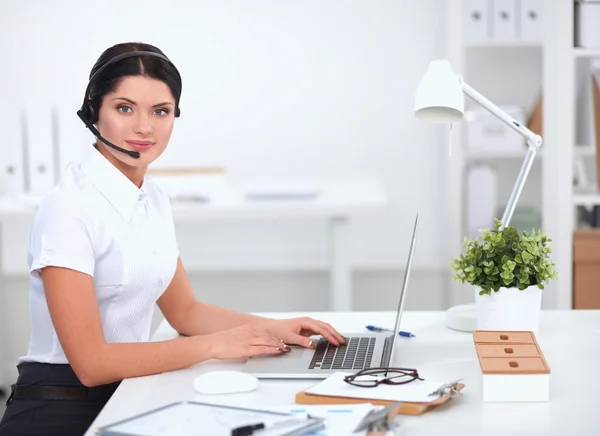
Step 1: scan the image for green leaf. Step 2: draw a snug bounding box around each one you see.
[450,222,558,291]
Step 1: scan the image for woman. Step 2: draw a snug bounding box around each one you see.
[0,41,345,436]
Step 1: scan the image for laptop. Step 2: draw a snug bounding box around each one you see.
[243,213,420,379]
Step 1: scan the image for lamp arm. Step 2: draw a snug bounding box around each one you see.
[459,78,543,229]
[460,79,543,149]
[499,147,538,229]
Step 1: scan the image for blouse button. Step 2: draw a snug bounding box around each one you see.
[158,280,163,287]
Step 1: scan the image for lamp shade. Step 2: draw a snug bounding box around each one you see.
[414,59,464,123]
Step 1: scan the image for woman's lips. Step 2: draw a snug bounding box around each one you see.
[125,140,155,151]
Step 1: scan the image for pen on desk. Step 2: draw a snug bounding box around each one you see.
[366,325,415,337]
[231,417,306,436]
[231,422,264,436]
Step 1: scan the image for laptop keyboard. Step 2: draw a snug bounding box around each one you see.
[308,337,376,370]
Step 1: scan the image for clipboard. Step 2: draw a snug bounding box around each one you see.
[97,401,326,436]
[295,382,465,416]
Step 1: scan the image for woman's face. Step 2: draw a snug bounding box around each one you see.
[95,75,176,175]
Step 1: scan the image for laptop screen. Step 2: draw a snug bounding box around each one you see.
[386,213,419,366]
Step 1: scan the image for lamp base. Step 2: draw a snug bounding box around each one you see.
[445,303,477,332]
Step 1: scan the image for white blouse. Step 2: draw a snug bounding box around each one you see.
[19,147,179,364]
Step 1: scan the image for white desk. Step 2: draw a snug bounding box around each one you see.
[0,177,387,312]
[85,310,600,436]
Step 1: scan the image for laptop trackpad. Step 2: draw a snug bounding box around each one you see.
[243,345,313,373]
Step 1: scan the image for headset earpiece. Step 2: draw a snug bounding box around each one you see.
[79,99,98,124]
[175,107,181,117]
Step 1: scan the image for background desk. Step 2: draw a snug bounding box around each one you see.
[85,310,600,436]
[0,177,387,313]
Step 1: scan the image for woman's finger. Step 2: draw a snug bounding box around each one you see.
[296,321,338,346]
[300,318,346,345]
[319,321,346,344]
[250,345,287,356]
[251,336,290,351]
[298,329,317,338]
[284,334,319,349]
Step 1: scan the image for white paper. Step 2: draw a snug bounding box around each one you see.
[244,181,319,199]
[273,404,377,436]
[304,372,442,403]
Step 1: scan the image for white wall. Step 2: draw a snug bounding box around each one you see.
[0,0,447,273]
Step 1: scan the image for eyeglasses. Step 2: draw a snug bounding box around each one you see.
[343,367,424,388]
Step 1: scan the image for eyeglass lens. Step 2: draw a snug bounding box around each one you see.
[347,368,419,386]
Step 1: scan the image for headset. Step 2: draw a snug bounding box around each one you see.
[77,50,182,159]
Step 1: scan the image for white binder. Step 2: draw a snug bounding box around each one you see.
[492,0,518,42]
[0,108,25,195]
[519,0,543,43]
[24,103,57,196]
[463,0,492,43]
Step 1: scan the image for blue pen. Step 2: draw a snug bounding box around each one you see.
[366,325,415,337]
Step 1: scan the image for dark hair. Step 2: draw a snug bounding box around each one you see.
[86,42,182,119]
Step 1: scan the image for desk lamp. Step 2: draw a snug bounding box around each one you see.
[414,59,543,332]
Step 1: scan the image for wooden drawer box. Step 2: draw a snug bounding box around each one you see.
[473,330,536,344]
[473,330,550,402]
[573,229,600,309]
[475,343,541,358]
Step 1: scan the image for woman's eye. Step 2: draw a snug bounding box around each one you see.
[155,108,169,116]
[117,106,132,113]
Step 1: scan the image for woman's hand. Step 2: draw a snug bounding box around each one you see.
[261,317,346,348]
[205,324,290,359]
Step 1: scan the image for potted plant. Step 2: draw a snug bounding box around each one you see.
[451,218,558,336]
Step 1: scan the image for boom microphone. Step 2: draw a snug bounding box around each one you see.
[77,110,141,159]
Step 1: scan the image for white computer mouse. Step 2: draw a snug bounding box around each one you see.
[193,370,259,395]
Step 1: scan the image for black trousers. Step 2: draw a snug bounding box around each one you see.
[0,362,120,436]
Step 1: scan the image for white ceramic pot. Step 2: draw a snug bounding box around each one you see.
[474,286,542,337]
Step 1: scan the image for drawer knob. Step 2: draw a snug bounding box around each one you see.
[500,335,509,340]
[504,348,514,354]
[509,361,519,368]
